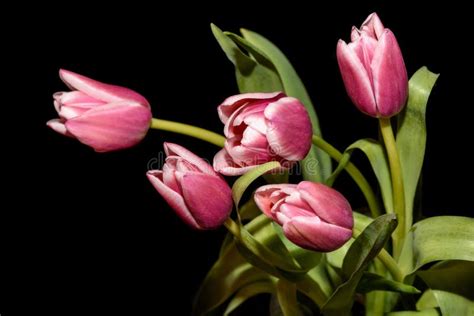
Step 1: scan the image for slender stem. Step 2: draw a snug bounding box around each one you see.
[224,218,241,239]
[150,118,225,147]
[352,229,403,282]
[379,118,405,260]
[312,135,381,218]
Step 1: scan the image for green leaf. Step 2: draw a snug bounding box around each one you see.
[431,290,474,316]
[224,280,275,316]
[239,197,262,221]
[417,260,474,300]
[386,309,440,316]
[322,214,398,315]
[232,161,281,207]
[357,272,420,294]
[211,24,283,93]
[240,28,331,182]
[416,290,439,310]
[396,66,439,232]
[347,139,393,213]
[399,216,474,276]
[193,244,269,315]
[276,279,303,316]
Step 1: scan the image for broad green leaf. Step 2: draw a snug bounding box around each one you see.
[347,139,393,213]
[357,272,420,294]
[193,244,269,315]
[232,161,281,206]
[276,279,303,316]
[195,215,276,314]
[240,28,331,182]
[417,261,474,300]
[396,67,439,232]
[239,197,262,221]
[224,280,275,316]
[416,290,439,310]
[211,24,283,93]
[399,216,474,276]
[431,290,474,316]
[326,211,373,269]
[386,310,440,316]
[322,214,398,315]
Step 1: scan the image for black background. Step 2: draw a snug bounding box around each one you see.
[3,2,472,315]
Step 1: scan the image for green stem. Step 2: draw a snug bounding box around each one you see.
[379,118,405,260]
[150,118,225,147]
[352,229,403,282]
[312,135,381,218]
[224,218,241,239]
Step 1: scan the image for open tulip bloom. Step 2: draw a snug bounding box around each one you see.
[48,12,474,316]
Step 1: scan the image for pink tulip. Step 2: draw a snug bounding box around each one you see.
[337,13,408,118]
[213,92,312,176]
[47,69,152,152]
[147,143,232,230]
[254,181,353,252]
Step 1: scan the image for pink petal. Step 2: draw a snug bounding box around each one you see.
[371,30,408,117]
[297,181,353,229]
[179,173,232,229]
[283,216,353,252]
[337,40,378,117]
[146,170,200,229]
[47,119,73,137]
[163,143,216,176]
[59,69,150,106]
[241,127,268,149]
[218,92,284,124]
[59,91,104,106]
[213,148,255,176]
[65,102,151,152]
[162,163,181,194]
[360,12,385,39]
[225,137,272,166]
[351,26,360,41]
[254,184,297,219]
[243,113,267,135]
[264,97,312,161]
[279,203,315,219]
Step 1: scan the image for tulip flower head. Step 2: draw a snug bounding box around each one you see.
[47,69,152,152]
[147,143,233,230]
[337,13,408,117]
[213,92,312,176]
[254,182,353,252]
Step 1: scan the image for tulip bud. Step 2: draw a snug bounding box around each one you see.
[254,181,353,252]
[147,143,233,230]
[337,13,408,118]
[213,92,312,176]
[47,69,152,152]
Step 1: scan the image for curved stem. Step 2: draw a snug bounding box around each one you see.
[379,118,405,260]
[150,118,225,147]
[312,135,381,218]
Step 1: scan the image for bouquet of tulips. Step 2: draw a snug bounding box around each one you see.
[47,13,473,315]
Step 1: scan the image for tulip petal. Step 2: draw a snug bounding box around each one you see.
[218,92,284,124]
[146,170,200,229]
[213,148,255,176]
[264,97,312,160]
[162,163,182,194]
[65,102,151,152]
[46,119,73,137]
[361,12,385,39]
[163,143,216,176]
[179,173,232,229]
[371,30,408,117]
[283,216,353,252]
[241,126,268,148]
[298,181,353,229]
[59,69,150,106]
[225,137,272,166]
[337,40,378,116]
[254,184,297,219]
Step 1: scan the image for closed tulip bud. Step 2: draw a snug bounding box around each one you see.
[47,69,152,152]
[254,181,353,252]
[213,92,312,176]
[147,143,232,230]
[337,13,408,118]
